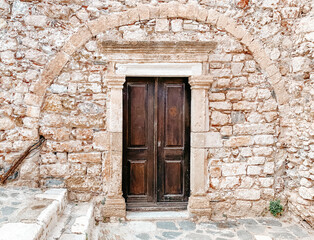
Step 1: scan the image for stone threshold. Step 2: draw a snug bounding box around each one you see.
[126,211,189,221]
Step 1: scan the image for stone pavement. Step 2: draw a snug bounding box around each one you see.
[99,217,314,240]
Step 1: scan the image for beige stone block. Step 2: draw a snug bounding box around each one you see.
[138,4,150,21]
[155,18,169,33]
[40,164,69,177]
[233,101,257,111]
[26,106,41,118]
[233,124,275,135]
[103,196,126,218]
[40,127,70,141]
[224,18,238,36]
[273,80,290,104]
[24,93,43,107]
[208,54,232,62]
[220,177,240,189]
[177,4,188,19]
[240,32,254,46]
[68,152,102,163]
[216,14,229,29]
[73,128,93,140]
[235,189,261,200]
[30,81,48,96]
[185,4,198,21]
[264,162,275,174]
[119,11,130,26]
[254,50,272,69]
[254,135,274,145]
[231,62,244,76]
[87,15,108,36]
[265,64,280,78]
[221,163,247,176]
[211,111,229,126]
[299,187,314,200]
[41,51,70,85]
[232,25,247,40]
[226,90,242,100]
[191,89,209,132]
[197,7,208,22]
[225,136,253,148]
[210,102,232,110]
[108,88,123,132]
[210,166,221,178]
[247,39,263,55]
[220,126,232,136]
[127,8,140,24]
[209,93,225,101]
[171,19,183,32]
[110,132,122,152]
[259,178,274,188]
[190,148,206,195]
[149,6,160,19]
[205,132,223,148]
[248,157,266,165]
[253,147,273,156]
[24,15,47,27]
[0,117,15,130]
[160,2,178,19]
[206,9,220,25]
[62,27,92,55]
[247,166,262,175]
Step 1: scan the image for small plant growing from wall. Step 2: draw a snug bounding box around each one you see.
[269,200,283,217]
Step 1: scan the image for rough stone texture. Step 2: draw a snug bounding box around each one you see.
[0,0,313,226]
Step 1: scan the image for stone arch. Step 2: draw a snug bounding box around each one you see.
[25,2,289,111]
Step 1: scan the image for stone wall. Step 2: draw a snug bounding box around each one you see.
[0,0,313,226]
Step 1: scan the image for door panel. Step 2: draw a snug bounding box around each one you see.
[123,77,190,208]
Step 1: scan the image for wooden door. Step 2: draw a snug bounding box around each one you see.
[123,77,190,210]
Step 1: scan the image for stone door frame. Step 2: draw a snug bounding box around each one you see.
[104,63,213,217]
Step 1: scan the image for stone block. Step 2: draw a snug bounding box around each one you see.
[211,111,229,126]
[40,164,69,177]
[254,135,275,145]
[235,189,261,200]
[273,81,290,104]
[226,90,242,100]
[221,163,247,176]
[225,136,253,148]
[149,6,160,19]
[247,166,262,175]
[185,4,198,21]
[40,127,71,141]
[0,117,15,130]
[197,7,208,22]
[127,8,140,24]
[299,187,314,200]
[210,102,232,110]
[191,89,209,132]
[190,148,206,194]
[138,4,150,21]
[62,27,92,55]
[263,162,274,174]
[233,124,275,135]
[24,15,47,27]
[253,147,273,156]
[209,93,225,101]
[208,54,232,62]
[68,152,102,163]
[87,15,108,36]
[206,9,220,25]
[233,101,257,111]
[160,2,178,19]
[155,18,169,33]
[26,106,41,118]
[216,14,229,29]
[73,128,93,140]
[220,177,240,189]
[259,178,274,188]
[171,19,183,32]
[248,157,266,165]
[220,126,232,136]
[231,62,244,76]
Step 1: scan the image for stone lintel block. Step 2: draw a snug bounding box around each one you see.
[138,4,150,21]
[240,32,254,46]
[206,9,220,25]
[216,14,229,30]
[196,7,208,23]
[160,2,179,19]
[265,64,280,78]
[87,15,108,36]
[68,152,102,163]
[24,93,43,107]
[273,81,290,104]
[189,75,213,89]
[41,51,70,85]
[127,8,140,24]
[149,6,160,19]
[62,26,92,55]
[224,18,238,35]
[102,196,126,218]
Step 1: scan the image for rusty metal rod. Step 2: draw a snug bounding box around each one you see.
[0,135,46,184]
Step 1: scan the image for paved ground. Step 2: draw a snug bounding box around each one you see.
[99,218,314,240]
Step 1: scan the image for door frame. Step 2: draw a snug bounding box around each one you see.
[103,63,213,218]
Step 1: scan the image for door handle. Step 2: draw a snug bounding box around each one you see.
[158,141,161,147]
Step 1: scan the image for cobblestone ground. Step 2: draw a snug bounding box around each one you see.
[0,187,50,227]
[99,218,314,240]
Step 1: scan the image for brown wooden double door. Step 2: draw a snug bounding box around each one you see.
[123,77,190,210]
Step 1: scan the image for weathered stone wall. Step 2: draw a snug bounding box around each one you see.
[0,0,313,225]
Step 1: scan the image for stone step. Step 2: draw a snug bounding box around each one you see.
[48,202,95,240]
[126,211,189,221]
[0,188,67,240]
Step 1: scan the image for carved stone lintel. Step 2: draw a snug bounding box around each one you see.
[103,195,126,218]
[189,75,213,89]
[106,75,126,89]
[188,195,212,217]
